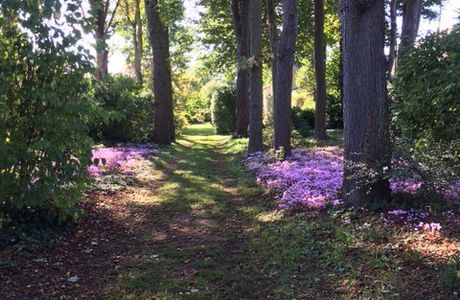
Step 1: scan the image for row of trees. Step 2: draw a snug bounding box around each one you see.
[71,0,453,208]
[199,0,445,205]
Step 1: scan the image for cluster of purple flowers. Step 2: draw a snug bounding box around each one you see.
[384,209,442,232]
[246,147,460,210]
[246,148,344,208]
[88,146,158,176]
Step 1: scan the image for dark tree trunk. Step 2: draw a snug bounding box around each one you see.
[145,0,175,144]
[266,0,278,126]
[340,0,391,206]
[232,0,250,137]
[314,0,327,140]
[386,0,397,76]
[248,0,264,153]
[133,0,143,85]
[274,0,297,157]
[399,0,423,57]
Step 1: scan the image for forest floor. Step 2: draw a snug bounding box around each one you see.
[1,124,459,299]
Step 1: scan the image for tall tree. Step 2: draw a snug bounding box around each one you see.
[399,0,423,56]
[313,0,327,140]
[266,0,278,125]
[145,0,175,144]
[121,0,144,84]
[89,0,121,81]
[340,0,391,206]
[274,0,298,157]
[231,0,250,137]
[386,0,397,76]
[248,0,264,153]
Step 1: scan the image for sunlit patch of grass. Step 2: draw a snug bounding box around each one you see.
[256,211,284,223]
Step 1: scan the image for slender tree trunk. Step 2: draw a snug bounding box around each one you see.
[399,0,423,57]
[133,0,143,85]
[145,0,175,144]
[340,0,390,206]
[274,0,297,157]
[232,0,250,137]
[94,19,108,81]
[314,0,327,140]
[248,0,264,153]
[386,0,397,76]
[266,0,278,126]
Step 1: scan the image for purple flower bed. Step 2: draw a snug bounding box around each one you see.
[88,146,158,176]
[245,147,460,210]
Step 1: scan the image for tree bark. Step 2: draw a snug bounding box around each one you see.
[386,0,397,77]
[399,0,423,57]
[266,0,278,125]
[90,0,120,81]
[340,0,391,206]
[274,0,297,157]
[133,0,143,84]
[248,0,264,153]
[94,1,109,81]
[232,0,250,137]
[314,0,327,140]
[145,0,175,144]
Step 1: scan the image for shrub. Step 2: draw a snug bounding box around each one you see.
[211,87,236,134]
[326,93,343,129]
[393,27,460,143]
[291,107,315,137]
[0,3,93,228]
[89,75,153,143]
[392,27,460,190]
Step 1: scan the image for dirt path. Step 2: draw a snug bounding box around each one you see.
[1,124,270,299]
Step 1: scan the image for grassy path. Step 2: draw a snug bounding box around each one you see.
[107,124,270,298]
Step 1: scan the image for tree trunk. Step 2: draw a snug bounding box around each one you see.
[386,0,397,76]
[266,0,278,127]
[399,0,423,57]
[248,0,264,153]
[314,0,327,140]
[274,0,297,157]
[145,0,175,144]
[340,0,390,207]
[94,6,108,81]
[133,0,143,85]
[232,0,250,137]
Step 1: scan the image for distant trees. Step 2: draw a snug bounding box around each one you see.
[144,0,175,143]
[340,0,391,206]
[89,0,121,81]
[274,0,298,156]
[120,0,144,84]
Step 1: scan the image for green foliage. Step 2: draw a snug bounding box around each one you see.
[89,75,153,143]
[326,93,343,129]
[393,27,460,143]
[392,27,460,187]
[291,107,315,137]
[211,87,236,134]
[0,1,93,228]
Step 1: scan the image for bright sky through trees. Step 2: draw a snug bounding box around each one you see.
[106,0,460,74]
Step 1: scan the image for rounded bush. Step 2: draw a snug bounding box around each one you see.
[211,87,236,134]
